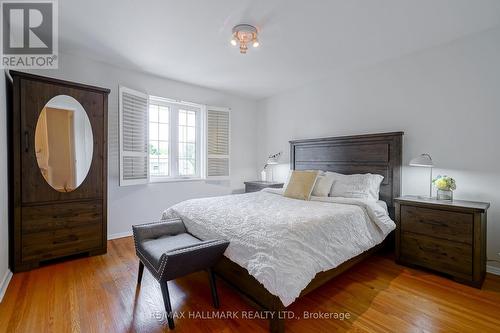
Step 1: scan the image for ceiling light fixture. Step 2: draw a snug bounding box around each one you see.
[230,24,259,54]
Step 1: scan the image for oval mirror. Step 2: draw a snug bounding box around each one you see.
[35,95,93,192]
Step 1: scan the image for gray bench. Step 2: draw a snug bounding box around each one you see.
[133,218,229,329]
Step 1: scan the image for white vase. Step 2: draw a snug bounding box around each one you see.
[260,170,267,181]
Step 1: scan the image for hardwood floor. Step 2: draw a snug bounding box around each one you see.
[1,237,500,333]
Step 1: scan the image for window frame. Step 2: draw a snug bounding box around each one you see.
[119,87,230,187]
[148,96,204,182]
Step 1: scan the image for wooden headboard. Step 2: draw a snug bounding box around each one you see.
[290,132,403,216]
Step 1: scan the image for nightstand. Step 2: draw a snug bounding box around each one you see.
[244,181,284,193]
[394,196,489,288]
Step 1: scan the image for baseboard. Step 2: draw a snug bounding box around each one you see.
[107,231,133,240]
[0,269,13,303]
[487,265,500,276]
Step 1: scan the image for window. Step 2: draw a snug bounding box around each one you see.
[119,86,230,185]
[148,103,170,177]
[178,109,198,176]
[148,97,202,180]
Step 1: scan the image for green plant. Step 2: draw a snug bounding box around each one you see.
[432,175,456,191]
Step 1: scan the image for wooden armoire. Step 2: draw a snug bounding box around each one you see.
[9,71,110,272]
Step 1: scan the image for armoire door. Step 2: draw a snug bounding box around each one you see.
[20,77,105,204]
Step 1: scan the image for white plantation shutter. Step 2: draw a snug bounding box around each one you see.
[206,106,230,178]
[119,86,149,186]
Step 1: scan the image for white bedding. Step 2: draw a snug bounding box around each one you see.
[162,188,395,306]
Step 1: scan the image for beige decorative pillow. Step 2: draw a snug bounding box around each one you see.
[283,169,323,190]
[284,170,318,200]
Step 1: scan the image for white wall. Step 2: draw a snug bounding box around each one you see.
[28,52,258,237]
[0,71,10,300]
[258,27,500,269]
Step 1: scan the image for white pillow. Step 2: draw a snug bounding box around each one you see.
[327,172,384,201]
[311,174,335,197]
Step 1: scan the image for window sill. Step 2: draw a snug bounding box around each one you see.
[149,177,206,184]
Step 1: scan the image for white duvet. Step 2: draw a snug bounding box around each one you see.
[162,188,395,306]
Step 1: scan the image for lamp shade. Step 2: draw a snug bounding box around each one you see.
[409,153,434,167]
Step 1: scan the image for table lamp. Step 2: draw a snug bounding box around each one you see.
[261,152,281,181]
[409,153,434,198]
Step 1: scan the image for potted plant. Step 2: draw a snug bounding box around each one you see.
[432,175,456,200]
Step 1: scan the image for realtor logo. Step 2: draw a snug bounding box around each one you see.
[1,0,58,68]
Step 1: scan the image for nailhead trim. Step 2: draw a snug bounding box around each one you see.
[168,240,228,256]
[134,217,182,229]
[132,218,183,253]
[132,218,183,280]
[132,218,228,281]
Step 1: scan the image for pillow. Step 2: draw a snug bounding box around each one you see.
[282,169,293,189]
[327,172,384,201]
[311,173,335,197]
[284,170,318,200]
[283,169,324,189]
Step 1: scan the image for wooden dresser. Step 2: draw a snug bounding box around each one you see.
[394,196,489,288]
[9,71,110,272]
[244,181,284,193]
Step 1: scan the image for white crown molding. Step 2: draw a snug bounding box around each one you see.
[0,269,13,303]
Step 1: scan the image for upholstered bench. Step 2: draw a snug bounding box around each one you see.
[133,218,229,329]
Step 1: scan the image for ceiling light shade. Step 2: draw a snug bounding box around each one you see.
[409,153,434,167]
[231,24,259,54]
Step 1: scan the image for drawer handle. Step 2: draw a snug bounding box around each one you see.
[419,245,445,256]
[53,234,78,244]
[419,219,447,227]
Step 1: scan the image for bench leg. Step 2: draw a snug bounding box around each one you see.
[270,299,285,333]
[137,261,144,285]
[270,317,285,333]
[208,268,219,309]
[160,281,175,329]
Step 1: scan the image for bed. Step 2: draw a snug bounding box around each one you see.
[163,132,403,332]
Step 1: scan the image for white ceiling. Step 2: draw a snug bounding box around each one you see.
[59,0,500,99]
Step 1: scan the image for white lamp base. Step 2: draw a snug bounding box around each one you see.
[260,170,266,181]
